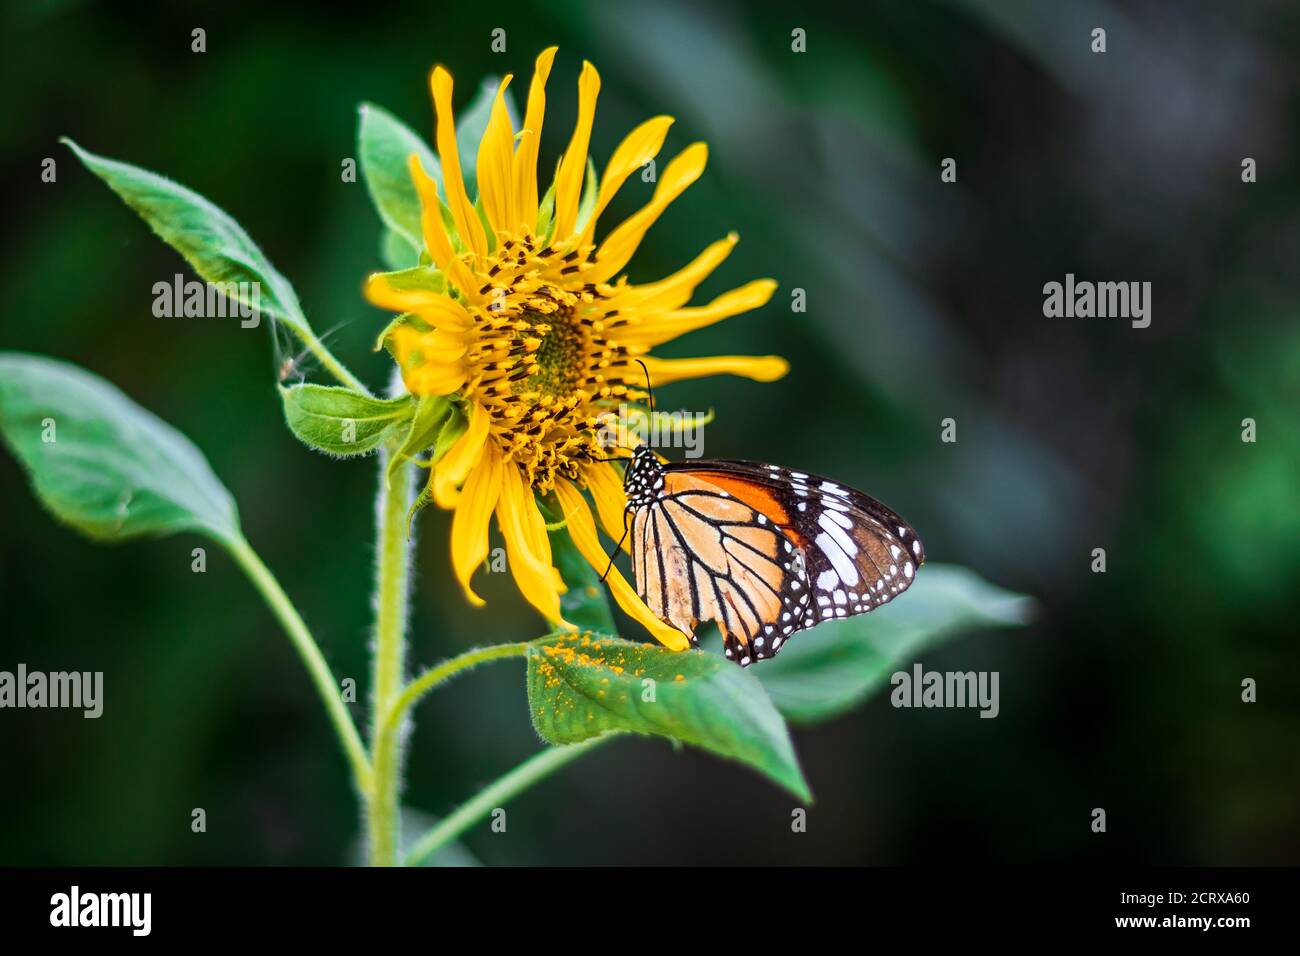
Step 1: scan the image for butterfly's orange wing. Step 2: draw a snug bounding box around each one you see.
[626,458,925,666]
[631,471,812,665]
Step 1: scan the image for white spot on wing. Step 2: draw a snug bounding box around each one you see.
[815,531,860,588]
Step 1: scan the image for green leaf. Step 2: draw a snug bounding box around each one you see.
[755,563,1033,724]
[63,138,306,335]
[456,76,520,196]
[358,103,441,257]
[280,383,413,458]
[386,395,453,487]
[380,229,420,271]
[527,632,810,800]
[0,352,239,543]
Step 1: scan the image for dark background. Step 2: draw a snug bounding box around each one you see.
[1,0,1296,864]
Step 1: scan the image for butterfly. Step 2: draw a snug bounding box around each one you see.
[618,444,925,667]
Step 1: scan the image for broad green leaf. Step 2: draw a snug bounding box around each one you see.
[527,632,810,800]
[456,76,520,196]
[537,500,618,633]
[0,352,239,543]
[755,564,1033,724]
[63,139,306,335]
[357,103,441,257]
[385,394,453,487]
[381,229,420,271]
[280,383,412,457]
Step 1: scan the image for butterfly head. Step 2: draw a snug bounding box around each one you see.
[622,445,665,511]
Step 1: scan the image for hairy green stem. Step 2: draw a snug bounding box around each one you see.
[368,446,413,866]
[378,643,529,744]
[225,535,371,793]
[405,736,612,866]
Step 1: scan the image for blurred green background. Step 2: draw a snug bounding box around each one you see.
[2,0,1297,864]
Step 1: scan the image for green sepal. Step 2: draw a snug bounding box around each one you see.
[371,264,447,295]
[473,194,497,255]
[536,175,557,241]
[405,484,432,539]
[574,157,599,235]
[385,395,453,489]
[426,401,466,464]
[374,312,423,357]
[369,264,445,354]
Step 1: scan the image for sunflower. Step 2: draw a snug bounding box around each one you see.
[365,47,787,650]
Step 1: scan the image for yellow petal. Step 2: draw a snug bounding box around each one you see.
[577,115,674,248]
[475,74,516,237]
[637,354,790,386]
[588,143,708,283]
[365,273,474,332]
[450,443,503,607]
[512,46,557,232]
[390,324,467,364]
[582,462,631,548]
[552,60,601,241]
[613,233,738,313]
[432,401,491,508]
[497,462,569,626]
[390,325,467,396]
[407,154,480,300]
[554,479,690,651]
[618,279,776,348]
[430,65,489,260]
[404,364,467,397]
